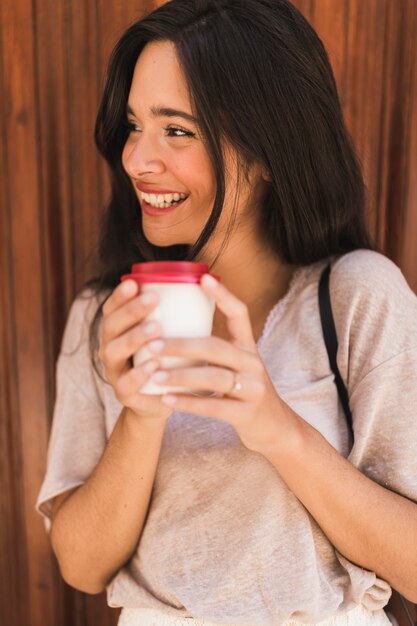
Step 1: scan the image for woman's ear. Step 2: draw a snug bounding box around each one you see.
[261,166,272,183]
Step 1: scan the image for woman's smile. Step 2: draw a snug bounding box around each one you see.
[135,183,189,213]
[139,194,189,217]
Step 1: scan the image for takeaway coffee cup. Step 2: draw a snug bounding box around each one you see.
[121,261,219,395]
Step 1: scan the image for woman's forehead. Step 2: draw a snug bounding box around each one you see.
[129,41,192,113]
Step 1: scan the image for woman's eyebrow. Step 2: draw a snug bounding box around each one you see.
[151,106,199,124]
[126,103,199,124]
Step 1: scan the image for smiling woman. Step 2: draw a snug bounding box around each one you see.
[34,2,417,626]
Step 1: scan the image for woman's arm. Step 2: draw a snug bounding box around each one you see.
[50,407,167,594]
[49,279,176,593]
[259,404,417,603]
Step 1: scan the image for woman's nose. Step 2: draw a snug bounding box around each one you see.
[123,134,165,178]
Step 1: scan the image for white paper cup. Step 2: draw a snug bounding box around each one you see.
[121,262,218,395]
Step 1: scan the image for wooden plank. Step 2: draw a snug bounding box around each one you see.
[380,0,415,264]
[391,0,417,290]
[36,0,76,371]
[401,0,417,292]
[65,0,103,294]
[0,52,27,623]
[0,0,57,623]
[342,0,388,244]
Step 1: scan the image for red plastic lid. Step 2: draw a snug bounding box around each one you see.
[122,273,212,285]
[122,261,220,285]
[131,261,209,275]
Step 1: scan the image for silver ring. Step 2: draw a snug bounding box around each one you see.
[228,372,242,395]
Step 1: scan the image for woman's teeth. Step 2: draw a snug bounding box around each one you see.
[140,191,188,209]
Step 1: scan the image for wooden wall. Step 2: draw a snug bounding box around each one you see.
[0,1,416,625]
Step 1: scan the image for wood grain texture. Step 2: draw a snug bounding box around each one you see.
[401,3,417,293]
[0,0,56,623]
[0,1,416,625]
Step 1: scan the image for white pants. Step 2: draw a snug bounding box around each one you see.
[118,604,392,626]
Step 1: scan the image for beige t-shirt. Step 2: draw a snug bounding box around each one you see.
[36,250,417,625]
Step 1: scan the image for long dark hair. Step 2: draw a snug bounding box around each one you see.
[86,0,373,370]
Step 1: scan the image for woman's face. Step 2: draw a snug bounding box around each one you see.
[122,40,267,250]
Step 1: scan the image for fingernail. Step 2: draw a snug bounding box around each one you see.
[162,395,177,405]
[143,322,159,335]
[201,274,219,288]
[121,280,136,295]
[143,360,159,374]
[152,370,168,383]
[148,339,164,353]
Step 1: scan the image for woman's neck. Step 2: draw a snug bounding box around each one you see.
[197,234,296,342]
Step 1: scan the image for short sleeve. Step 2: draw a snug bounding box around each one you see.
[36,289,107,529]
[348,348,417,501]
[330,250,417,502]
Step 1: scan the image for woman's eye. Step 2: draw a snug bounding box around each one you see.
[165,127,195,138]
[124,119,141,133]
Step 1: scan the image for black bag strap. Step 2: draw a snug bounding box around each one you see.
[318,264,353,441]
[318,263,416,626]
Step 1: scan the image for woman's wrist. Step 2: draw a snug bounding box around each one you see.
[243,399,305,461]
[121,406,169,439]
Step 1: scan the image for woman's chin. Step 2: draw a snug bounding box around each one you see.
[142,227,187,248]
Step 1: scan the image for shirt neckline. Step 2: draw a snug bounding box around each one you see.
[256,261,324,350]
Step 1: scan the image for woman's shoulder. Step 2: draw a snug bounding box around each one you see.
[60,286,110,354]
[332,248,404,283]
[330,249,416,309]
[328,249,417,374]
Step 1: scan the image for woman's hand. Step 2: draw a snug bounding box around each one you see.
[98,279,175,423]
[147,274,291,452]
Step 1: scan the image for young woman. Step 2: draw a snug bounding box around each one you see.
[37,1,417,625]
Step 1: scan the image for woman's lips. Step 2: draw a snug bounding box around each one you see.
[135,182,186,195]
